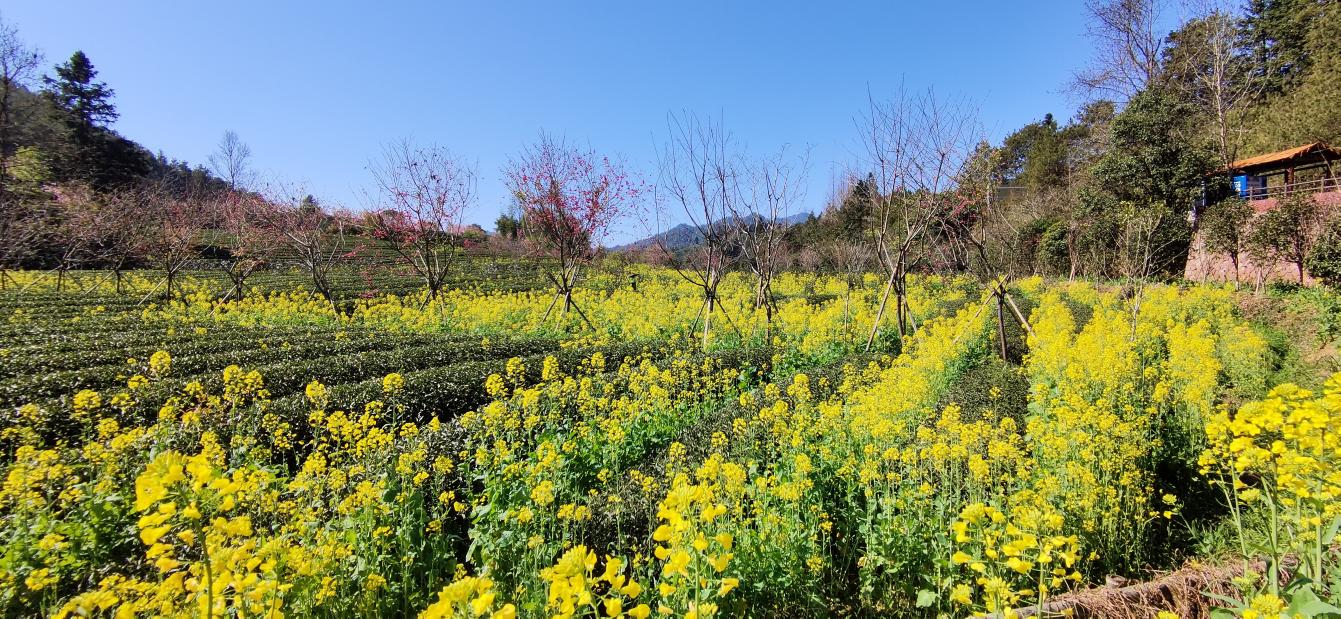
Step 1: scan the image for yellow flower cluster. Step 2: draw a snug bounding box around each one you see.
[541,547,650,619]
[0,345,472,617]
[1199,373,1341,605]
[651,479,739,618]
[1020,283,1262,572]
[418,575,515,619]
[948,501,1081,615]
[142,268,955,359]
[1201,377,1340,512]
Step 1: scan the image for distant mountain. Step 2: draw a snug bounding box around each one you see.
[779,211,815,226]
[613,211,813,252]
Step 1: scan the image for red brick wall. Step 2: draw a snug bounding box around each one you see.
[1184,190,1341,285]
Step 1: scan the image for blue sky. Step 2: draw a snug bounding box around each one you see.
[6,1,1109,243]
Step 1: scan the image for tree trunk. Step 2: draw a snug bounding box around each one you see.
[895,273,907,337]
[866,270,896,352]
[310,265,337,315]
[842,280,852,343]
[1002,291,1035,338]
[1068,227,1079,281]
[996,293,1008,361]
[702,293,714,352]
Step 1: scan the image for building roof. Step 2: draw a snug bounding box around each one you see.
[1227,142,1340,174]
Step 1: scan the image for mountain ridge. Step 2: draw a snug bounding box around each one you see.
[611,211,814,252]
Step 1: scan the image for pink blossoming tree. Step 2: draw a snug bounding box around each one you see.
[504,133,643,330]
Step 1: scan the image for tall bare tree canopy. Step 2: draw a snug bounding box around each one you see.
[505,133,641,329]
[1073,0,1167,101]
[859,87,980,346]
[208,130,253,191]
[732,144,808,326]
[657,112,745,350]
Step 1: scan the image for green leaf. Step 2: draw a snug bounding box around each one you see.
[1287,587,1341,618]
[915,590,937,608]
[1322,515,1341,546]
[1284,577,1316,594]
[1202,591,1245,607]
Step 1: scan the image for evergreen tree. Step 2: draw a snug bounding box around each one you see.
[1200,197,1254,280]
[1084,87,1220,277]
[495,213,521,239]
[996,115,1069,190]
[41,51,150,187]
[1244,1,1341,150]
[1306,219,1341,288]
[44,51,117,142]
[1241,0,1317,98]
[1250,192,1322,283]
[832,173,875,241]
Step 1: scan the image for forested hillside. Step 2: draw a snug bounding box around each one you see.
[775,0,1340,281]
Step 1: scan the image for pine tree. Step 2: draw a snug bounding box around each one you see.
[1244,2,1341,150]
[996,115,1070,190]
[41,51,148,187]
[1241,0,1318,98]
[44,51,117,142]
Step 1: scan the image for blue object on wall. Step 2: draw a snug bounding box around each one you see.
[1232,174,1267,198]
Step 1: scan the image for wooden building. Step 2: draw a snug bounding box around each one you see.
[1224,142,1340,200]
[1186,143,1341,284]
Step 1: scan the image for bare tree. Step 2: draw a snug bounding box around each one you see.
[656,113,745,351]
[257,190,355,312]
[208,130,253,191]
[638,243,673,267]
[0,191,48,289]
[366,141,476,300]
[0,15,42,194]
[796,245,824,291]
[859,87,978,350]
[47,183,101,292]
[142,186,205,298]
[1166,2,1259,167]
[213,190,278,300]
[942,141,1037,359]
[731,145,808,331]
[1073,0,1168,101]
[93,186,152,293]
[33,184,146,294]
[822,238,872,343]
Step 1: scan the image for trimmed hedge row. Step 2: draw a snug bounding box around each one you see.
[124,335,561,412]
[265,340,658,426]
[0,332,479,405]
[265,343,774,465]
[0,318,156,344]
[0,296,143,313]
[0,327,389,379]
